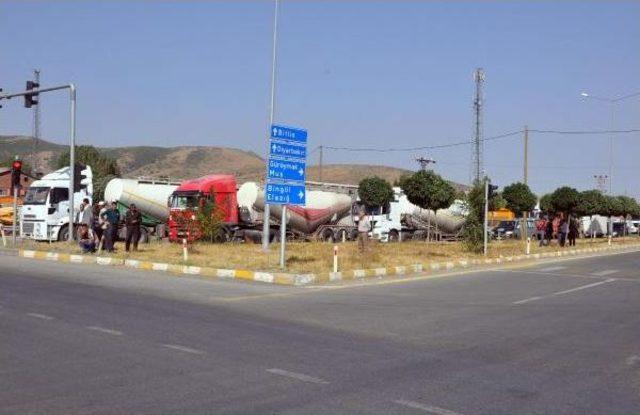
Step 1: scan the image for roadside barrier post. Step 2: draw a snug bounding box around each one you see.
[182,238,188,262]
[333,245,338,273]
[526,237,531,255]
[608,235,612,246]
[0,224,6,247]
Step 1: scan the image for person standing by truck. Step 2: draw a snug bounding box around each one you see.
[125,203,142,252]
[102,202,120,251]
[357,210,370,253]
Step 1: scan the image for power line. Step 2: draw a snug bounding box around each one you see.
[530,128,640,134]
[323,130,523,152]
[318,127,639,153]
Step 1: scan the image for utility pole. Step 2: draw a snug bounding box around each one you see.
[261,0,280,251]
[472,68,485,184]
[32,69,41,174]
[416,156,436,171]
[318,145,323,182]
[594,174,608,194]
[523,125,528,185]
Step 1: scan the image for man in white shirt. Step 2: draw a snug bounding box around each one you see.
[357,210,370,252]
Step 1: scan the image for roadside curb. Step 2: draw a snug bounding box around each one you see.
[14,243,640,286]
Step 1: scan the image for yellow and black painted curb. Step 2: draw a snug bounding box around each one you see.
[17,243,640,286]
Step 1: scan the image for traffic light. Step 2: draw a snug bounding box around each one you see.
[72,164,93,192]
[24,80,39,108]
[488,184,499,199]
[11,158,23,188]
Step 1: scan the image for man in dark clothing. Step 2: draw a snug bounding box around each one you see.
[104,202,121,251]
[125,203,142,252]
[568,216,579,247]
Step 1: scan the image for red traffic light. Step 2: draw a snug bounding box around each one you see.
[12,160,22,171]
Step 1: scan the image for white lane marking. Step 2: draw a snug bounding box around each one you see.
[551,278,616,296]
[86,326,123,336]
[513,278,616,305]
[393,399,463,415]
[592,269,619,276]
[26,313,54,320]
[266,368,329,384]
[538,266,566,272]
[512,296,543,305]
[162,344,204,355]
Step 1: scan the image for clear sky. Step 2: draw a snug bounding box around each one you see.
[1,1,639,198]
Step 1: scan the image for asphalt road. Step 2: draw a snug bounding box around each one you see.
[1,250,639,414]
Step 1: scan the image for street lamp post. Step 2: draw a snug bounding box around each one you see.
[581,90,640,238]
[580,91,640,195]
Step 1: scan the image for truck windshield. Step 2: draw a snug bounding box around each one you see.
[170,193,199,209]
[23,187,49,205]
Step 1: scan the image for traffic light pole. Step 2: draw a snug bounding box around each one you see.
[0,83,77,242]
[12,187,18,245]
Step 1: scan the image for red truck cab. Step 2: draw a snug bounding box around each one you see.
[168,174,238,241]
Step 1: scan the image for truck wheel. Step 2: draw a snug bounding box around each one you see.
[139,227,149,244]
[320,228,335,243]
[388,230,399,242]
[58,225,70,242]
[337,229,349,243]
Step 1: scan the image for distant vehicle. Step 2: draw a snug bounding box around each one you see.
[492,220,517,239]
[20,165,93,241]
[104,178,182,242]
[629,220,640,234]
[513,218,536,239]
[584,215,610,238]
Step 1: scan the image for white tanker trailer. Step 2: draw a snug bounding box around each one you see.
[237,181,357,241]
[370,187,467,242]
[104,178,181,241]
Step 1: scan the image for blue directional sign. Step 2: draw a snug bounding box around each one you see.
[269,141,307,160]
[265,183,306,206]
[268,158,306,182]
[271,124,307,144]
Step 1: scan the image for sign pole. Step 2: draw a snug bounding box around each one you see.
[12,186,18,245]
[280,206,286,268]
[68,85,76,242]
[262,0,280,252]
[483,179,489,256]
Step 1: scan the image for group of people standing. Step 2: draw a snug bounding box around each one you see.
[76,199,142,254]
[535,213,580,248]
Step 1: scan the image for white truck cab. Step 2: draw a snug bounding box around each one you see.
[20,165,93,241]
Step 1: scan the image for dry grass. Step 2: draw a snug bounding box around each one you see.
[18,236,640,274]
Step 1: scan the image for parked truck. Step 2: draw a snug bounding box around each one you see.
[368,187,467,242]
[20,165,93,241]
[104,178,181,242]
[167,174,469,243]
[167,175,359,242]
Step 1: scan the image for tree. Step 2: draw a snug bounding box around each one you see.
[539,193,554,215]
[461,181,486,253]
[602,195,623,217]
[358,176,394,212]
[616,196,640,218]
[57,146,120,202]
[196,196,227,243]
[502,182,537,215]
[490,192,507,211]
[575,190,606,217]
[549,186,580,214]
[399,170,455,240]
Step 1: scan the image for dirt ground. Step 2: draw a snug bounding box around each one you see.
[18,235,640,274]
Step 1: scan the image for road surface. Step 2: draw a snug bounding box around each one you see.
[1,250,639,414]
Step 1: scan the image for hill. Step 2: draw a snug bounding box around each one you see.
[0,136,466,190]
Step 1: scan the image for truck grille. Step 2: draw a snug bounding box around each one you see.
[22,221,35,234]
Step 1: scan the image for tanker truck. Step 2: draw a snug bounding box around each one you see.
[104,178,181,242]
[167,174,359,243]
[370,187,467,242]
